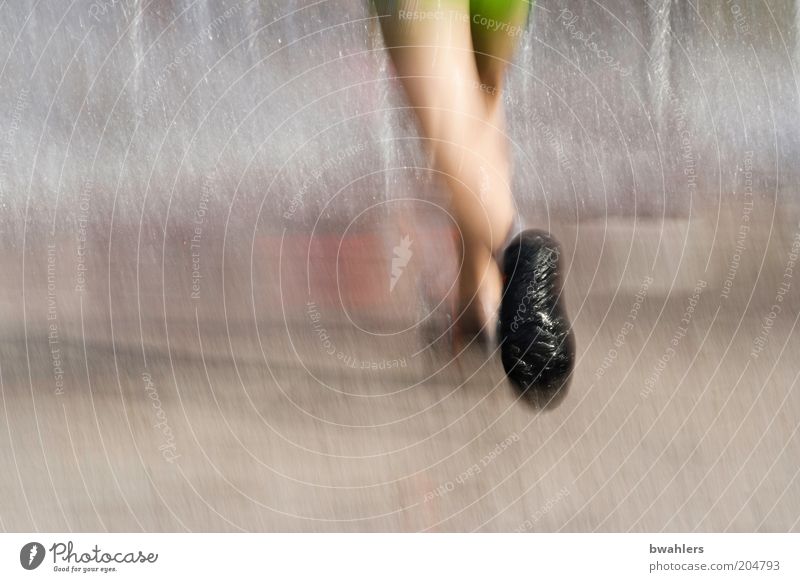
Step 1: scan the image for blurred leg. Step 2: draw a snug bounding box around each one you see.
[376,0,515,333]
[469,3,574,405]
[376,1,514,254]
[470,0,531,100]
[470,0,531,156]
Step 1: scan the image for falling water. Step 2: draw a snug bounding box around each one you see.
[127,0,145,100]
[796,1,800,101]
[648,0,672,138]
[8,2,800,214]
[0,0,798,256]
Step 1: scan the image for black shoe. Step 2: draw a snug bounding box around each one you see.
[499,230,575,407]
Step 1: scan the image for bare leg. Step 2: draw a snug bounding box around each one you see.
[376,1,521,334]
[376,2,574,404]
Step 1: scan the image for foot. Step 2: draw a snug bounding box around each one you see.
[498,230,575,407]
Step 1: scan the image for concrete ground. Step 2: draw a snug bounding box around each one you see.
[0,199,799,532]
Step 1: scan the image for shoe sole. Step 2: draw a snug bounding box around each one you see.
[499,230,575,407]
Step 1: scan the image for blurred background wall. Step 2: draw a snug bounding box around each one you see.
[0,0,797,228]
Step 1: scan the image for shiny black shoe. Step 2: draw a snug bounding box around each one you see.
[498,230,575,407]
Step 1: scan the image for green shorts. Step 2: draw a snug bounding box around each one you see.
[470,0,532,61]
[470,0,532,35]
[372,0,532,68]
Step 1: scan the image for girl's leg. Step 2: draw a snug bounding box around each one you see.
[470,2,575,406]
[469,0,531,170]
[376,2,574,404]
[470,0,531,102]
[375,0,515,333]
